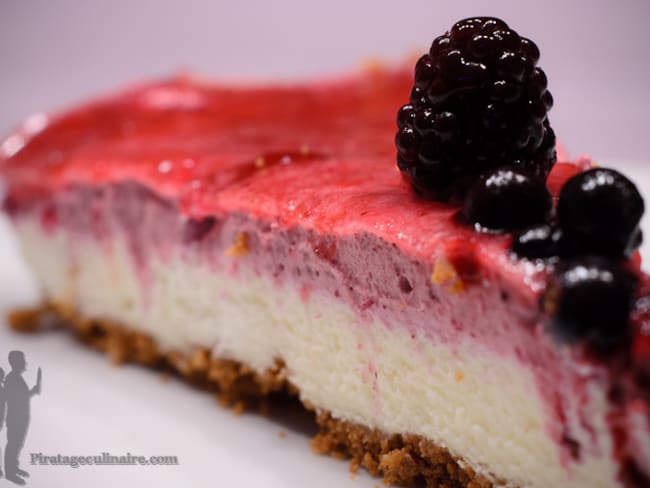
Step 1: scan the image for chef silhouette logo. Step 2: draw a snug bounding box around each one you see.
[0,351,42,486]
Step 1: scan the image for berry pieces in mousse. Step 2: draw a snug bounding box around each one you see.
[396,16,556,201]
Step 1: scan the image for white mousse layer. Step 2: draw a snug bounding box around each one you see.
[15,219,621,488]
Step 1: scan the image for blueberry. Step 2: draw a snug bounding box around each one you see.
[182,217,216,243]
[557,168,644,258]
[542,256,638,352]
[463,167,552,231]
[512,223,562,259]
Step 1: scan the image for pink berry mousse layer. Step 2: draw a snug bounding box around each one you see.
[1,67,649,486]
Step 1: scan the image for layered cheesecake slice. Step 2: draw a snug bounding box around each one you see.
[3,18,650,488]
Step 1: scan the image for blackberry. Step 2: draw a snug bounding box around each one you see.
[542,256,638,352]
[462,167,552,231]
[557,168,644,258]
[396,17,556,201]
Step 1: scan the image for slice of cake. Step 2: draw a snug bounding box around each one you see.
[2,17,649,488]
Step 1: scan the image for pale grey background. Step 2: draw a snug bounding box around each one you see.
[0,0,649,162]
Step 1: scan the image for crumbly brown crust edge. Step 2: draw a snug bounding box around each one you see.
[8,304,497,488]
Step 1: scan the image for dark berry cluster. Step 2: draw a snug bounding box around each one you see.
[515,168,645,353]
[396,17,556,201]
[395,17,645,354]
[512,168,645,260]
